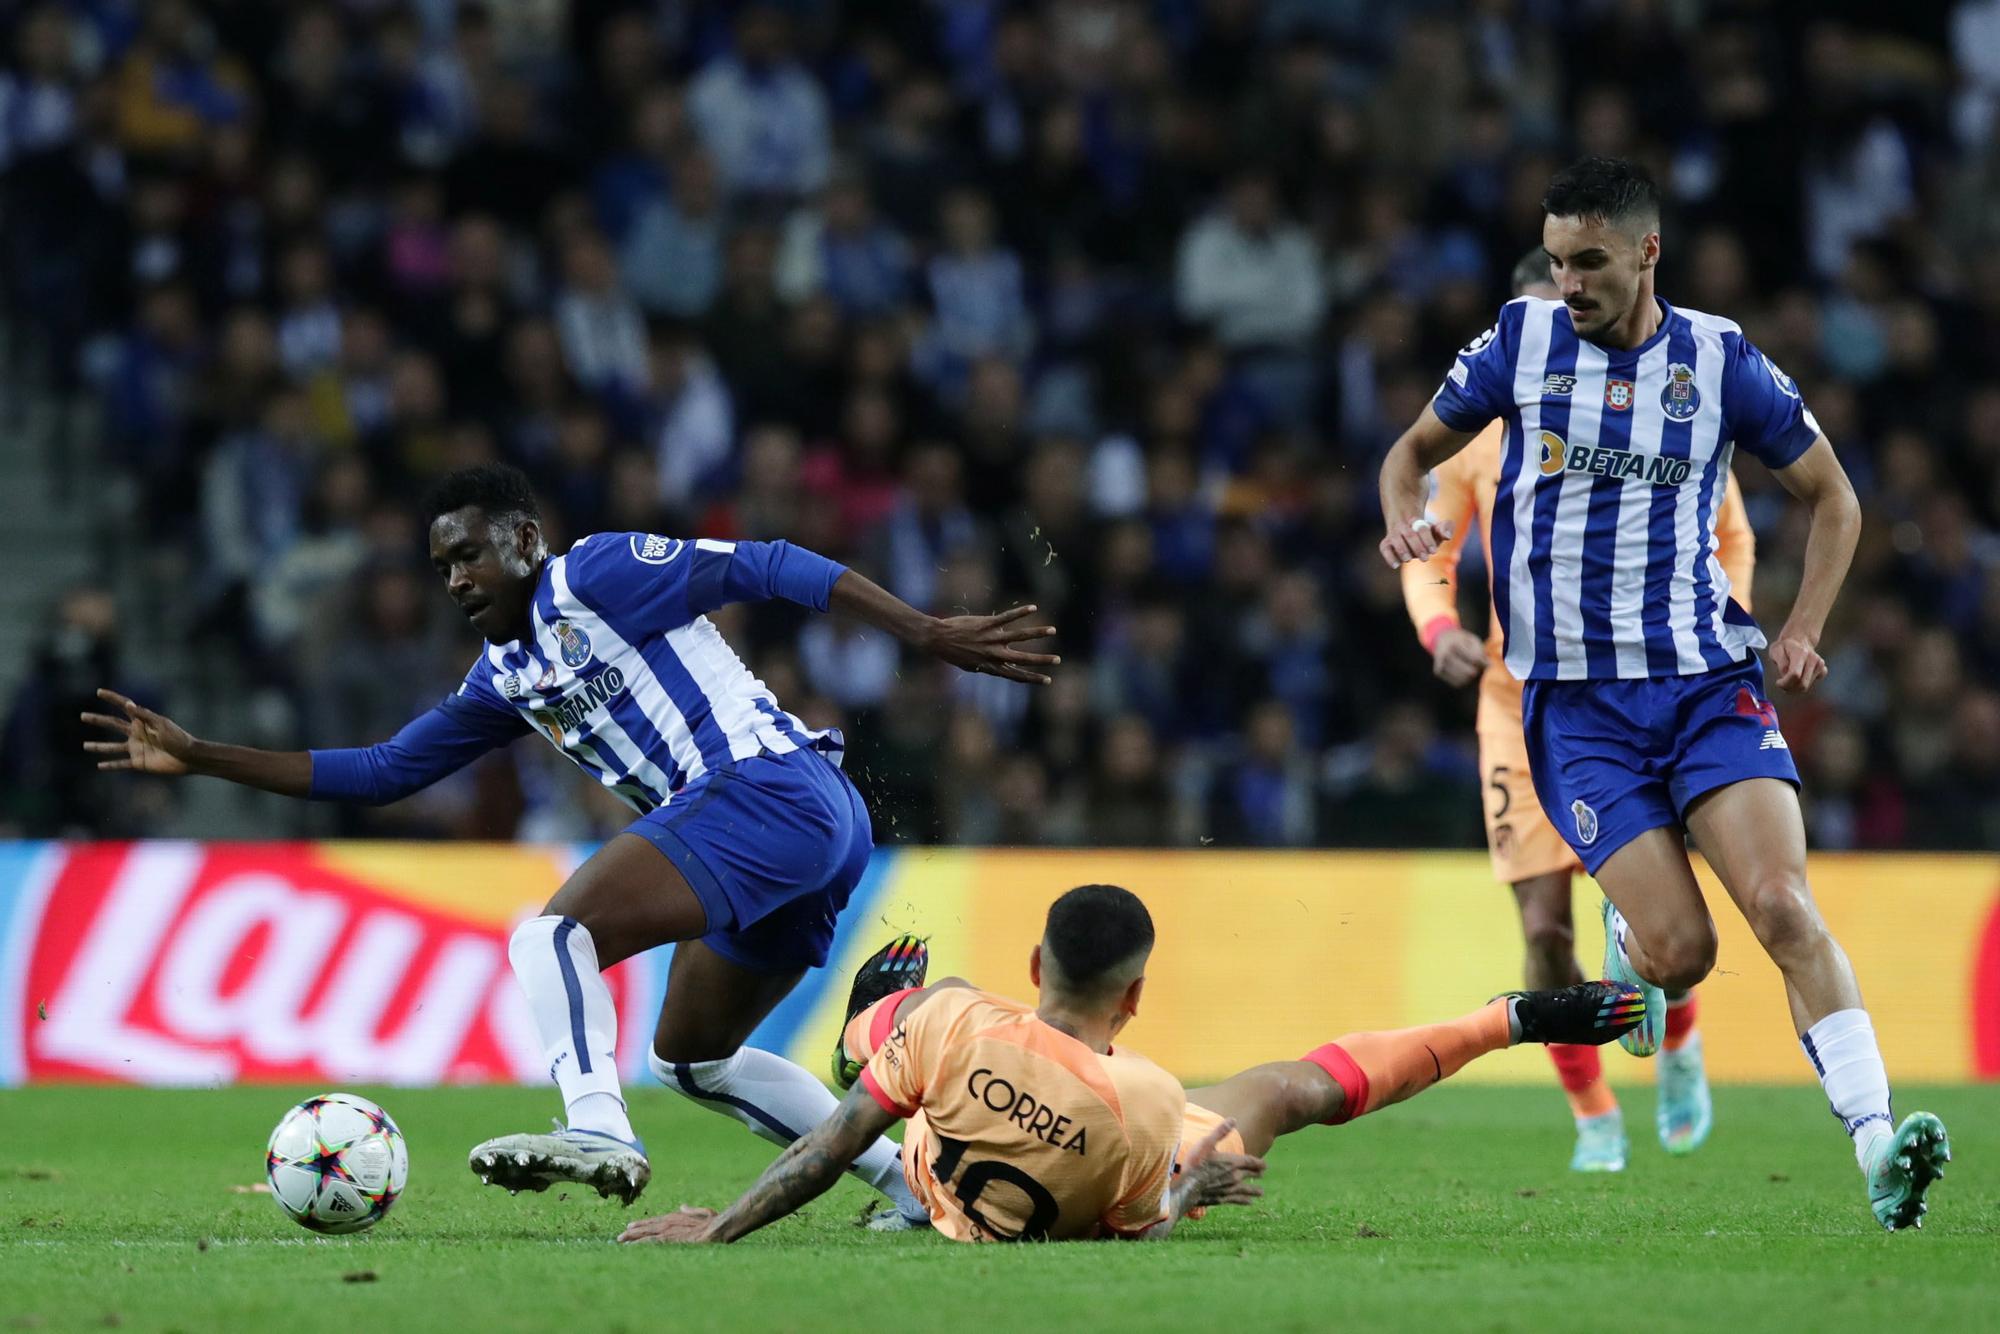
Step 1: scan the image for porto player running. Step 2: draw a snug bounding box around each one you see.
[83,463,1057,1222]
[1400,247,1750,1171]
[1379,158,1948,1231]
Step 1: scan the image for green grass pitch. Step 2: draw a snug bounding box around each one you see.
[3,1083,1995,1333]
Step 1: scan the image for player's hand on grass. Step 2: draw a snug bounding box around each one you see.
[1768,628,1828,693]
[924,604,1060,685]
[1174,1118,1266,1214]
[617,1205,719,1245]
[1430,627,1487,688]
[81,689,196,776]
[1380,517,1451,569]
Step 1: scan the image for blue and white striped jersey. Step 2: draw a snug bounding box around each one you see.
[308,534,846,812]
[1429,297,1821,681]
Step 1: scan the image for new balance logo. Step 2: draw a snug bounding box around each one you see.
[1760,730,1789,751]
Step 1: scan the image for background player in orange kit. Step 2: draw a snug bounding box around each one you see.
[618,886,1644,1245]
[1400,249,1755,1172]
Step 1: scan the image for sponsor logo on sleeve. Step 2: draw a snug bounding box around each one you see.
[1459,324,1498,356]
[1448,360,1470,389]
[1762,352,1800,399]
[631,534,684,564]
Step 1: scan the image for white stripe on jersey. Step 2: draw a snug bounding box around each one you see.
[1665,317,1733,672]
[547,557,699,791]
[1606,335,1674,676]
[1503,302,1557,681]
[664,617,799,762]
[1549,341,1610,680]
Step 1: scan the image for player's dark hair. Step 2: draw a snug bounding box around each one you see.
[1511,247,1552,295]
[1043,884,1155,992]
[421,463,541,528]
[1542,156,1660,232]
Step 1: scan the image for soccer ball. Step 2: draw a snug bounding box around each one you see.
[264,1093,409,1235]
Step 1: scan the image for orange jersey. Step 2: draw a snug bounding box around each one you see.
[860,987,1185,1242]
[1401,420,1757,682]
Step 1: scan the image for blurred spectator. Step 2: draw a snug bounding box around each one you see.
[3,0,1995,850]
[1,587,166,837]
[622,150,726,319]
[687,4,831,203]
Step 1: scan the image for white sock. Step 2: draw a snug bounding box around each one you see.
[650,1047,926,1220]
[1801,1008,1893,1170]
[507,916,636,1144]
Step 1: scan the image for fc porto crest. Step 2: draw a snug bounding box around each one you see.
[1570,798,1599,845]
[1604,379,1633,411]
[1660,363,1700,421]
[554,619,593,669]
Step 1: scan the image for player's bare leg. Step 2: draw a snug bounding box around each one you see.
[1512,871,1625,1169]
[1684,777,1949,1228]
[471,833,709,1203]
[1187,982,1646,1157]
[1588,828,1718,1056]
[647,940,930,1227]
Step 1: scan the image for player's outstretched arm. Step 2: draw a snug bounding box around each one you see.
[1766,436,1860,693]
[829,570,1059,685]
[618,1082,899,1245]
[1378,405,1477,570]
[82,688,313,796]
[1128,1117,1265,1242]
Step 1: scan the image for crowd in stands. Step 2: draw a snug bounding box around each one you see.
[4,0,1998,850]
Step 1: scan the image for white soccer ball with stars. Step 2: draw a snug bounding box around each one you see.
[265,1093,409,1234]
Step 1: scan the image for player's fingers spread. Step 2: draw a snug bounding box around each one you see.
[84,741,127,753]
[80,712,131,734]
[96,760,133,771]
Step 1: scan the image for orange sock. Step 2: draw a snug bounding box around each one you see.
[1663,991,1699,1051]
[1302,998,1513,1123]
[1549,1044,1618,1119]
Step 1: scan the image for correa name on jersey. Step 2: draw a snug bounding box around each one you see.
[1429,297,1822,682]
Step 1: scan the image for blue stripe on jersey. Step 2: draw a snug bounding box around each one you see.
[754,696,806,749]
[1491,425,1527,662]
[554,569,724,781]
[637,637,734,774]
[532,577,645,790]
[1641,318,1699,674]
[1689,444,1736,670]
[1527,319,1580,672]
[1579,349,1639,678]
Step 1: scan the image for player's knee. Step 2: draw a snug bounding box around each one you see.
[1513,879,1575,967]
[1648,921,1718,991]
[1518,906,1574,963]
[1739,873,1822,960]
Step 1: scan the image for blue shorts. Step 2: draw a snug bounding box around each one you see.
[626,745,872,974]
[1521,655,1800,874]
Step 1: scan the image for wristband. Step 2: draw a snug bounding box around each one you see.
[1420,615,1460,656]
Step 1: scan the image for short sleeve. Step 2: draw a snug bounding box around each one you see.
[561,532,695,635]
[1723,336,1821,469]
[1430,303,1520,432]
[858,994,939,1118]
